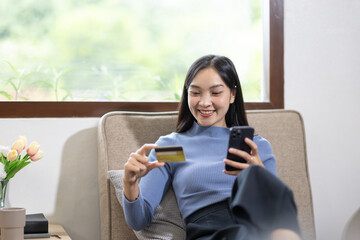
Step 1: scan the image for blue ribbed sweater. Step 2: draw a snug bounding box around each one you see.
[123,122,277,231]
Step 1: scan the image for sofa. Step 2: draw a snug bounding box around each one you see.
[98,110,316,240]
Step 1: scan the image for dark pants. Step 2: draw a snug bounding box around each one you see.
[185,165,301,240]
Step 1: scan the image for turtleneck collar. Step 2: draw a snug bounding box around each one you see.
[187,121,230,137]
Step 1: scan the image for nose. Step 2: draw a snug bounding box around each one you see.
[199,93,211,107]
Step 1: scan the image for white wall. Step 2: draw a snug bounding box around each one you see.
[0,118,100,240]
[285,0,360,240]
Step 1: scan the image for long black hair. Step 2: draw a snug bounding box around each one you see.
[176,55,248,133]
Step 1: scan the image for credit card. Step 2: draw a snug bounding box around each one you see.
[155,146,185,162]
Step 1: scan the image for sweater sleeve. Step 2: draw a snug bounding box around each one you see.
[122,135,174,230]
[254,135,278,176]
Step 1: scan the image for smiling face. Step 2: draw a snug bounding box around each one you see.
[187,67,236,128]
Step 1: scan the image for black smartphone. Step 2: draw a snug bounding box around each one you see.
[225,126,254,171]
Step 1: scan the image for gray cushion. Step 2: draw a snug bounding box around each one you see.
[108,170,186,240]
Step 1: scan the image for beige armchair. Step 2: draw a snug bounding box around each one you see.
[98,110,316,240]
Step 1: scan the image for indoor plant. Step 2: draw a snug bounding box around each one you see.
[0,136,44,208]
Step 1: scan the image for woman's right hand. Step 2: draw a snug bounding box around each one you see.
[123,144,165,201]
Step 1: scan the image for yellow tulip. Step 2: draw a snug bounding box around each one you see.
[11,136,27,153]
[7,150,18,161]
[30,150,43,161]
[26,141,40,157]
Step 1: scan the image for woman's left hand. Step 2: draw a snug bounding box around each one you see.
[223,137,264,176]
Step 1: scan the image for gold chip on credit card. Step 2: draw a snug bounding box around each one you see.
[155,146,186,162]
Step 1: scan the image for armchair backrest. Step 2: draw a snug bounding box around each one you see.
[98,110,316,240]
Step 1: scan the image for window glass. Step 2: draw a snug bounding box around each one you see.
[0,0,265,102]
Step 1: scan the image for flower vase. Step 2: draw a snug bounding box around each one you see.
[0,180,9,208]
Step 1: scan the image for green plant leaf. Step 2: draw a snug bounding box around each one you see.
[7,156,22,173]
[28,79,53,88]
[0,91,11,100]
[9,160,18,169]
[48,62,58,77]
[57,68,77,79]
[61,87,73,101]
[22,71,40,80]
[5,155,30,181]
[174,93,181,100]
[6,77,16,84]
[3,60,20,78]
[8,80,17,91]
[61,94,71,101]
[5,161,31,180]
[4,160,10,173]
[0,154,7,165]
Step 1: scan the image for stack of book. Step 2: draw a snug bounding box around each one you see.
[24,213,50,239]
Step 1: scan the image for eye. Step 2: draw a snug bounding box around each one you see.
[189,91,200,96]
[212,91,223,96]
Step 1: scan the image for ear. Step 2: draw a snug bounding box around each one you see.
[230,87,236,104]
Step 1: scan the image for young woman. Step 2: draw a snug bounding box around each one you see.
[123,55,301,240]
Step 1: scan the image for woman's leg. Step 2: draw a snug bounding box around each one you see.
[230,165,301,238]
[186,165,301,240]
[186,207,258,240]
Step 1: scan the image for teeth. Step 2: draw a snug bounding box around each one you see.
[200,110,213,114]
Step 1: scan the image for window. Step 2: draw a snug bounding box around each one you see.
[0,0,283,117]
